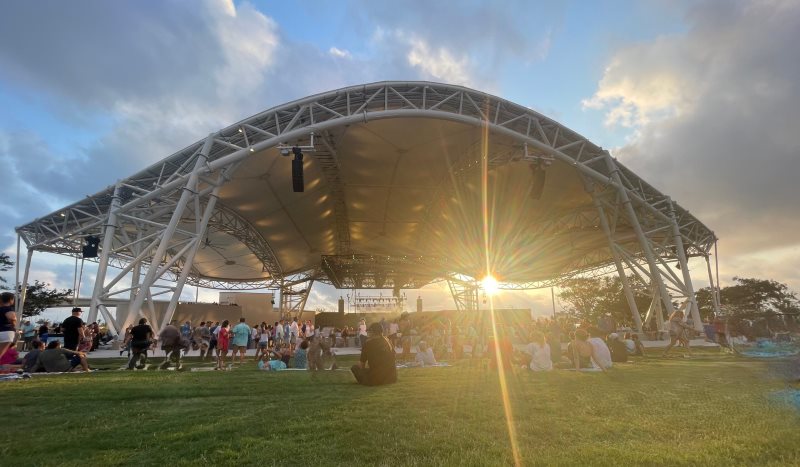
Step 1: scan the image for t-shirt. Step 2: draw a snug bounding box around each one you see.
[608,339,629,362]
[22,323,37,337]
[218,328,230,349]
[61,315,84,349]
[293,348,308,369]
[359,323,367,336]
[259,330,269,343]
[415,347,436,366]
[525,342,553,371]
[289,322,299,336]
[159,325,181,348]
[360,336,397,386]
[275,324,283,336]
[130,324,153,343]
[36,348,78,373]
[232,323,251,347]
[588,337,613,369]
[38,325,49,336]
[23,349,41,372]
[0,306,15,332]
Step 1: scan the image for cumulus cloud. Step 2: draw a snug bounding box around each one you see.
[0,0,560,311]
[585,0,800,287]
[329,47,352,59]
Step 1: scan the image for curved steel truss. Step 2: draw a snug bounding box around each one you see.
[14,81,718,333]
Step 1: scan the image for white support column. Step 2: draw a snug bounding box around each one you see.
[668,199,703,331]
[89,184,122,330]
[705,255,721,316]
[129,134,216,321]
[162,191,222,329]
[16,248,33,323]
[14,235,20,314]
[604,153,676,320]
[588,186,643,333]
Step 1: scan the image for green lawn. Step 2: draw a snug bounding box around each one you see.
[2,352,799,466]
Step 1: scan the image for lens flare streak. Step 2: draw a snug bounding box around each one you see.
[481,120,522,466]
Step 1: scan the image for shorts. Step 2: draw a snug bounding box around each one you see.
[290,335,297,344]
[258,341,268,348]
[0,331,16,343]
[69,354,82,368]
[235,345,247,352]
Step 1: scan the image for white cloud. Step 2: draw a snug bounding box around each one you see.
[405,35,473,86]
[328,47,352,59]
[585,0,800,289]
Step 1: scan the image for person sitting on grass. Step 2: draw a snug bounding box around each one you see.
[257,351,287,371]
[294,339,308,369]
[22,340,44,372]
[623,332,645,356]
[525,332,552,372]
[415,341,437,366]
[587,326,613,370]
[606,333,628,363]
[0,343,22,370]
[560,329,593,370]
[351,322,397,386]
[35,340,90,373]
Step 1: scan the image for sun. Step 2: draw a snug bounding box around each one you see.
[481,275,499,296]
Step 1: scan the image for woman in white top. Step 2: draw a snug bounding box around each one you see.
[587,327,613,370]
[525,332,553,371]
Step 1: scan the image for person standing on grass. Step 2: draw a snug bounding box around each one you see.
[274,320,283,349]
[129,318,154,370]
[289,317,300,350]
[351,322,397,386]
[232,318,250,363]
[358,319,368,349]
[663,310,693,357]
[159,321,186,370]
[0,292,17,361]
[21,320,36,351]
[61,307,85,351]
[256,323,269,360]
[216,320,231,369]
[194,321,211,361]
[38,321,49,345]
[209,321,219,357]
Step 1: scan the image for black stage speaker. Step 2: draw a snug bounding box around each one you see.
[416,296,423,313]
[338,297,345,314]
[292,158,304,192]
[82,235,100,258]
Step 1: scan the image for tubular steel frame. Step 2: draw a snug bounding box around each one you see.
[15,82,715,332]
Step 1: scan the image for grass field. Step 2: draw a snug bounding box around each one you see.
[2,351,799,466]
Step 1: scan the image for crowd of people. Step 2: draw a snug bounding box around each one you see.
[1,292,700,383]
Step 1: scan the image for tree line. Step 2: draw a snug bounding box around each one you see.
[557,275,800,324]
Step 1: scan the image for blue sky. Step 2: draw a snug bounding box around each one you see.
[1,0,799,320]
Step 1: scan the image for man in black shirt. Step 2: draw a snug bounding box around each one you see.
[128,318,154,369]
[61,307,85,351]
[351,323,397,386]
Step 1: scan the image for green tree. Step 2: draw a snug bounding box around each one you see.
[0,253,73,318]
[695,277,800,317]
[558,275,650,325]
